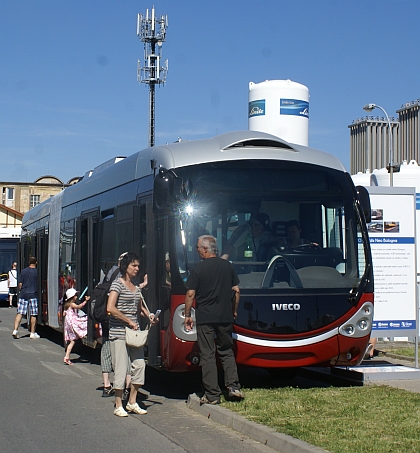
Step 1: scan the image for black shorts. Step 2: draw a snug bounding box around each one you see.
[8,287,17,296]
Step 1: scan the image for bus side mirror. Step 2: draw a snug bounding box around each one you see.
[153,168,184,213]
[356,186,371,223]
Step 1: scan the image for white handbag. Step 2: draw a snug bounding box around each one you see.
[124,292,150,347]
[125,325,149,347]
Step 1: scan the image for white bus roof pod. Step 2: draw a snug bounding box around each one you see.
[151,130,347,173]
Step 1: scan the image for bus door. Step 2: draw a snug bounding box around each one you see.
[36,228,48,325]
[77,211,100,346]
[135,198,161,367]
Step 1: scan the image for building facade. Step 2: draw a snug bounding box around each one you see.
[397,100,420,164]
[0,175,80,216]
[349,99,420,175]
[349,116,399,174]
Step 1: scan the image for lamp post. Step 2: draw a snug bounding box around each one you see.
[363,103,394,186]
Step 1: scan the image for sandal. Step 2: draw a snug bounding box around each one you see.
[63,358,74,365]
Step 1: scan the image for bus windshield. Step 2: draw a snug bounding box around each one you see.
[173,160,368,294]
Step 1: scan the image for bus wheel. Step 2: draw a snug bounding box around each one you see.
[267,368,298,380]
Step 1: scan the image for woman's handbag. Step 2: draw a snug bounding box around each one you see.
[125,325,149,347]
[124,291,150,348]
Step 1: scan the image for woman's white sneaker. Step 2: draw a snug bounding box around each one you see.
[113,406,128,417]
[126,402,147,415]
[30,332,40,339]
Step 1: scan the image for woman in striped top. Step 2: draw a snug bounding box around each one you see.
[107,252,157,417]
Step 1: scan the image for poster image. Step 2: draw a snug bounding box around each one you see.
[371,209,383,221]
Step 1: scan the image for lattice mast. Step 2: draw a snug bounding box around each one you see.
[137,7,168,148]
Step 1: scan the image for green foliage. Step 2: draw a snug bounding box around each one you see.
[222,385,420,453]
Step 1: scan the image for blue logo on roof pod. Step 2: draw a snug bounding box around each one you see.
[280,99,309,118]
[249,100,265,117]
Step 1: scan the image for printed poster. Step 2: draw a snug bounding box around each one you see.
[367,187,417,336]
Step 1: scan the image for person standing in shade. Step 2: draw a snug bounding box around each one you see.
[107,252,157,417]
[8,262,18,308]
[12,256,40,339]
[99,252,147,398]
[184,235,244,405]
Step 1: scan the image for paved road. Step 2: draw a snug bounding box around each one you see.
[0,307,277,453]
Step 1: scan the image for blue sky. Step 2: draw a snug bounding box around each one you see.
[1,1,419,183]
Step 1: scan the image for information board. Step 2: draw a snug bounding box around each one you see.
[367,187,417,337]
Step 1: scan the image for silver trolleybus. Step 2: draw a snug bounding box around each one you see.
[21,131,373,371]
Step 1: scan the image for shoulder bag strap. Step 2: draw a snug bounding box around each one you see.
[138,291,151,331]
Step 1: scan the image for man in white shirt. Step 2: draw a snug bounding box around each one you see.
[8,262,17,308]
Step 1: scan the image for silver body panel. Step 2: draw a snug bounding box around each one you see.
[22,130,347,227]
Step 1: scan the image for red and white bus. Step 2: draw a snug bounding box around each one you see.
[21,130,373,371]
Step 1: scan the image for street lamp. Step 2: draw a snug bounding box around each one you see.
[363,103,394,186]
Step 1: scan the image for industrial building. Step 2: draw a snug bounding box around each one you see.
[349,99,420,175]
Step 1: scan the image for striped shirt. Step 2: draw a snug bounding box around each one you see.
[109,279,142,340]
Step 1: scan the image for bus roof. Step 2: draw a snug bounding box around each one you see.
[22,130,347,226]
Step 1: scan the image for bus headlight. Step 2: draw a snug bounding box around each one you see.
[343,324,355,335]
[339,302,374,338]
[363,303,373,315]
[358,319,369,330]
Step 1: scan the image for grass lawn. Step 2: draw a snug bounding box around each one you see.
[377,342,418,360]
[222,384,420,453]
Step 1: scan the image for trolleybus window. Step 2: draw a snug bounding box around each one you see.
[170,160,370,334]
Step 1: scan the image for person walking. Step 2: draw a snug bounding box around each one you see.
[63,287,89,365]
[184,235,244,405]
[8,262,18,308]
[12,256,40,339]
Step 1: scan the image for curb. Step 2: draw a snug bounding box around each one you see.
[186,394,327,453]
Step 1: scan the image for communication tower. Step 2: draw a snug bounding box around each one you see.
[137,7,168,147]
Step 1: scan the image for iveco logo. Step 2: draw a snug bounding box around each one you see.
[250,106,264,116]
[272,303,301,311]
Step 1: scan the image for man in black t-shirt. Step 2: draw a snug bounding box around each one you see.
[184,235,244,404]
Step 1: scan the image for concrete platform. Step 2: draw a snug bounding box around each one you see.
[333,360,420,382]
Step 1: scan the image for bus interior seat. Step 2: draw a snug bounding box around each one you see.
[328,247,344,267]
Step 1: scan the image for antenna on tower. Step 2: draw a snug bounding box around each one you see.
[137,7,168,148]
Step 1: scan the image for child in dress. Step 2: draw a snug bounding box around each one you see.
[63,288,89,365]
